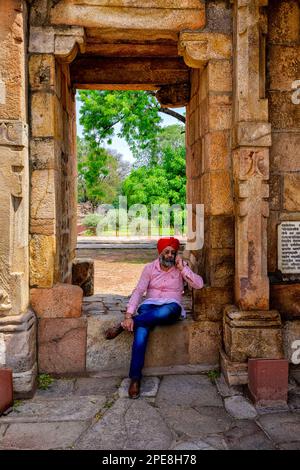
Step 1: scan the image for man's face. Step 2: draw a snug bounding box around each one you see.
[159,246,177,268]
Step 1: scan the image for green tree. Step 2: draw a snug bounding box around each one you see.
[122,125,186,211]
[77,137,131,207]
[78,90,185,165]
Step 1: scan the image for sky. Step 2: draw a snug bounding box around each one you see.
[76,93,185,163]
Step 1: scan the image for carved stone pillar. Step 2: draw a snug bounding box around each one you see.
[221,0,284,385]
[0,0,36,396]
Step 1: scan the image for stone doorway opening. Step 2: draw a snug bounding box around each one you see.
[27,0,237,388]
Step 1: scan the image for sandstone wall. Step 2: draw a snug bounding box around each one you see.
[268,0,300,275]
[29,55,77,287]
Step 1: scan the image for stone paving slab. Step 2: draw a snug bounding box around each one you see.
[34,378,75,399]
[0,421,89,450]
[73,377,121,396]
[215,375,244,398]
[159,405,233,438]
[223,420,276,450]
[156,375,223,408]
[74,398,174,450]
[119,377,160,398]
[0,373,300,450]
[0,396,107,423]
[224,396,258,420]
[257,412,300,445]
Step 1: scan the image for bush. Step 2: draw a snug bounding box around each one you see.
[82,213,101,228]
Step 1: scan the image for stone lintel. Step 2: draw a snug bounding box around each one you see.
[233,122,272,149]
[49,1,206,31]
[178,32,232,69]
[29,26,86,62]
[0,120,28,148]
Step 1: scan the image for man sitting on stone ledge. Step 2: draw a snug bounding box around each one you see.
[105,236,204,399]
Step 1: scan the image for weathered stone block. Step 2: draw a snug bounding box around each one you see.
[283,174,300,211]
[209,215,234,249]
[31,92,55,137]
[0,369,13,414]
[269,174,282,210]
[202,172,234,216]
[219,348,248,386]
[268,0,300,43]
[29,54,56,92]
[38,317,87,375]
[193,286,234,322]
[270,133,300,173]
[145,320,190,367]
[269,91,300,129]
[189,321,221,365]
[30,283,83,319]
[31,169,56,220]
[270,283,300,320]
[29,234,55,288]
[203,131,230,171]
[268,45,300,91]
[248,359,288,407]
[223,305,284,363]
[208,94,232,131]
[208,60,232,92]
[30,138,59,171]
[4,325,36,373]
[206,248,234,287]
[283,320,300,363]
[72,259,94,297]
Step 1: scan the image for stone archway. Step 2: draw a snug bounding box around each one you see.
[2,0,299,396]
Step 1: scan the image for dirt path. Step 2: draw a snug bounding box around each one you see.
[76,248,158,295]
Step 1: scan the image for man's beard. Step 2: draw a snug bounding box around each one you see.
[159,253,176,268]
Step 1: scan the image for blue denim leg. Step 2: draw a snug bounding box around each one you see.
[129,302,181,380]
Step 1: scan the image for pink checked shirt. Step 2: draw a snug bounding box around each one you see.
[126,257,204,319]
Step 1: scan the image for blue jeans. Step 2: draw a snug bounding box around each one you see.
[129,302,182,380]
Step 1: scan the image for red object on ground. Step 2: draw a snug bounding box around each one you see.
[0,368,13,414]
[248,359,288,406]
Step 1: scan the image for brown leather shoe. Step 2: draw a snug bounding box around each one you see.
[128,379,141,399]
[104,323,124,340]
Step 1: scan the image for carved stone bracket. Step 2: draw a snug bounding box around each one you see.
[29,26,86,63]
[178,32,232,69]
[0,121,28,148]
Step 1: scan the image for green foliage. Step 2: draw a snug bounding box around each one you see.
[207,369,221,383]
[82,213,101,228]
[122,125,186,220]
[12,400,22,412]
[77,137,131,207]
[78,90,163,163]
[37,374,54,390]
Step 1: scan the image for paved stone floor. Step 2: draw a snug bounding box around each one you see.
[1,372,300,450]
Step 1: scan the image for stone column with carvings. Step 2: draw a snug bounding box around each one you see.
[0,0,37,396]
[220,0,284,385]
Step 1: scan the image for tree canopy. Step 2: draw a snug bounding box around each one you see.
[78,90,185,165]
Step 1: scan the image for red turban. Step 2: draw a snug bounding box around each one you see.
[157,237,180,254]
